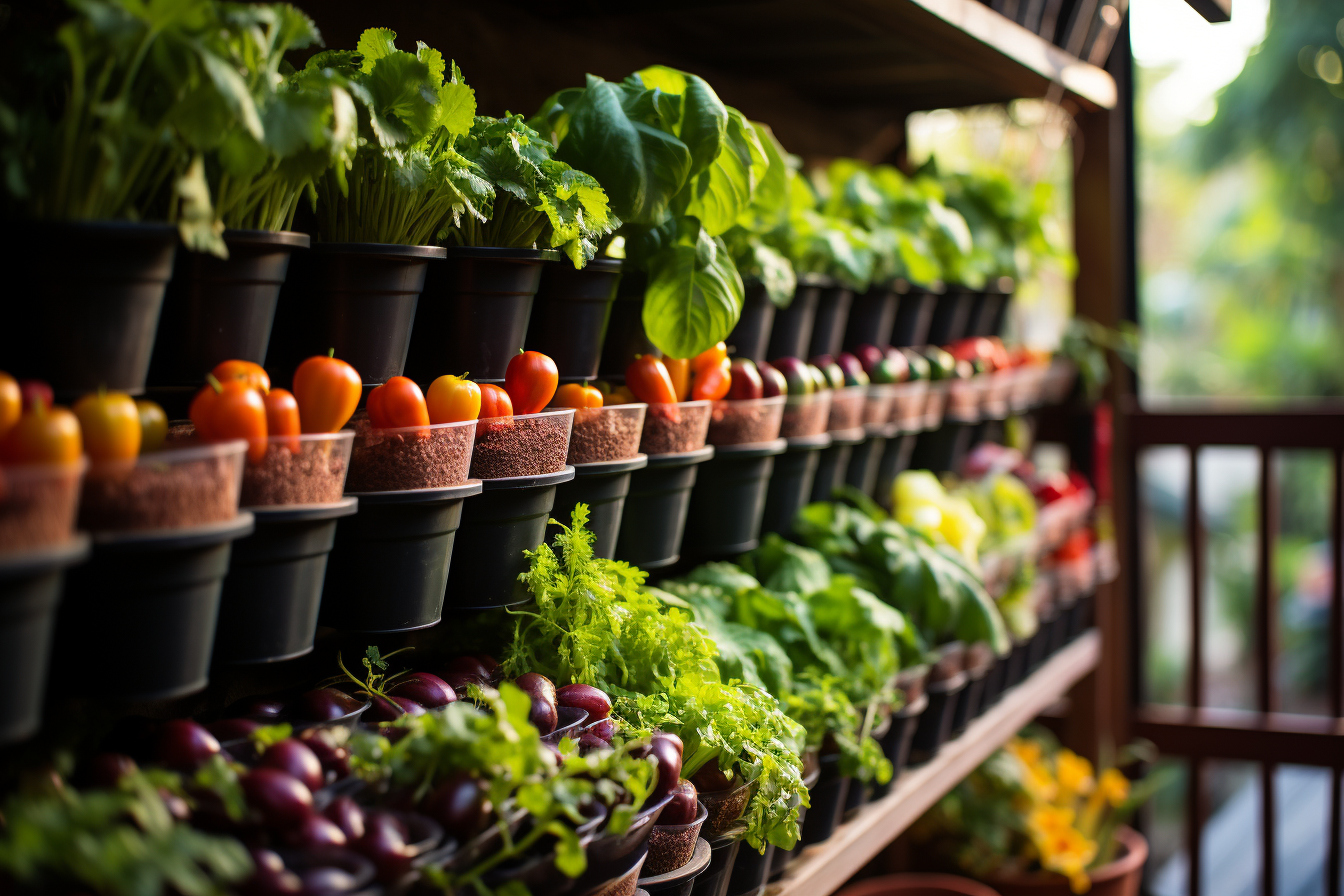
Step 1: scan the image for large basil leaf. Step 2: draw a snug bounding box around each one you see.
[634,66,728,180]
[677,107,767,236]
[642,216,744,359]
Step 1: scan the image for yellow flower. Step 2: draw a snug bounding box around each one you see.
[1006,738,1043,767]
[1021,761,1059,802]
[1028,805,1076,837]
[1098,768,1130,807]
[1032,824,1098,894]
[1056,750,1096,798]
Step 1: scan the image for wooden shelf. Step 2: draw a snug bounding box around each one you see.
[768,629,1102,896]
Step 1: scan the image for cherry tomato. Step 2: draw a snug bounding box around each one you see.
[725,359,764,401]
[19,380,53,412]
[504,351,559,415]
[212,360,271,394]
[427,375,481,424]
[692,342,728,372]
[690,357,731,401]
[663,358,692,402]
[553,383,603,409]
[479,383,514,420]
[0,400,82,465]
[625,355,677,405]
[74,389,141,462]
[265,388,301,454]
[293,352,361,434]
[136,400,168,452]
[0,372,19,440]
[367,377,430,430]
[191,377,268,463]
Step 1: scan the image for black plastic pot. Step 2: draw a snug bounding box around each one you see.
[925,288,975,346]
[949,660,993,736]
[642,837,712,896]
[908,672,968,764]
[1050,602,1073,654]
[981,655,1009,708]
[971,289,1011,337]
[551,456,648,560]
[845,433,886,499]
[407,247,545,383]
[843,773,869,820]
[808,285,854,359]
[724,841,775,896]
[600,274,656,379]
[843,287,898,351]
[0,538,89,743]
[683,440,786,560]
[963,292,987,340]
[874,433,918,510]
[1069,591,1095,639]
[871,693,928,799]
[214,498,358,664]
[616,447,714,570]
[1027,612,1056,672]
[1005,638,1031,688]
[689,834,743,896]
[727,281,776,363]
[891,288,938,348]
[577,794,671,892]
[799,754,850,846]
[321,482,481,632]
[765,280,823,361]
[57,515,254,701]
[525,257,621,380]
[909,420,974,474]
[269,242,445,385]
[149,230,309,387]
[445,468,574,610]
[761,435,829,538]
[3,221,177,396]
[810,427,865,504]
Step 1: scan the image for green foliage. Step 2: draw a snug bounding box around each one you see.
[764,168,876,291]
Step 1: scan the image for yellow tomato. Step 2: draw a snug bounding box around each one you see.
[426,374,482,423]
[135,399,168,452]
[0,403,83,465]
[74,390,141,461]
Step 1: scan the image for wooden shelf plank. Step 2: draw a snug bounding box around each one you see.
[768,630,1102,896]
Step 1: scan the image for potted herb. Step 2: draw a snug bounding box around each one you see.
[269,29,480,385]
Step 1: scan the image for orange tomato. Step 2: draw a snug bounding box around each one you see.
[504,351,559,415]
[692,342,728,372]
[73,389,141,462]
[479,383,514,420]
[293,352,362,434]
[426,375,482,424]
[367,376,430,430]
[265,388,301,453]
[212,359,271,394]
[0,401,82,465]
[690,357,731,401]
[136,400,168,452]
[663,358,692,401]
[606,386,637,405]
[625,355,677,405]
[0,372,19,440]
[191,377,268,463]
[553,383,604,409]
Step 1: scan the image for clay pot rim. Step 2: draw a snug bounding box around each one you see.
[986,825,1148,888]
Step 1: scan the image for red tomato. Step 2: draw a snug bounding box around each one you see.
[690,357,731,401]
[479,384,514,420]
[625,355,677,405]
[0,402,82,465]
[504,351,559,415]
[191,377,268,463]
[293,352,362,434]
[212,360,271,394]
[367,377,430,430]
[264,389,301,454]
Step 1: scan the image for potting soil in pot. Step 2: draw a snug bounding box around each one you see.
[827,386,866,432]
[0,460,86,552]
[471,410,574,479]
[864,385,897,427]
[640,402,711,455]
[346,418,475,492]
[780,392,831,439]
[889,381,929,430]
[241,438,351,506]
[567,405,646,465]
[79,442,244,531]
[707,397,785,446]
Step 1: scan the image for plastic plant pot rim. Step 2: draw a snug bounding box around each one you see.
[310,242,447,260]
[827,426,868,446]
[638,836,712,888]
[477,466,575,490]
[0,533,91,576]
[254,430,355,448]
[709,438,787,459]
[895,692,930,719]
[245,495,359,522]
[645,445,715,467]
[865,422,901,438]
[360,418,477,440]
[15,220,177,241]
[785,433,832,450]
[650,801,709,838]
[215,229,311,250]
[440,245,545,262]
[89,512,255,550]
[572,454,649,476]
[477,407,575,426]
[539,251,623,273]
[97,438,248,470]
[0,457,88,484]
[346,480,483,503]
[927,671,969,694]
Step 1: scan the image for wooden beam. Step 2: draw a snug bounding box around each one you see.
[1134,704,1344,767]
[1183,0,1232,24]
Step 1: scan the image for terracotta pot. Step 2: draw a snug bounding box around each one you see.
[985,827,1147,896]
[837,873,1002,896]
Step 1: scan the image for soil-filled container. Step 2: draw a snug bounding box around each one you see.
[875,433,919,510]
[808,285,854,359]
[827,386,867,433]
[780,392,832,440]
[526,257,622,380]
[766,279,824,361]
[707,396,785,447]
[845,431,888,499]
[864,386,898,431]
[799,754,850,847]
[552,455,649,560]
[909,644,968,765]
[346,417,476,493]
[727,282,776,363]
[616,447,714,569]
[445,467,575,610]
[0,537,90,743]
[567,404,647,465]
[909,420,974,475]
[322,480,483,631]
[725,841,775,896]
[647,804,710,877]
[57,514,255,701]
[642,836,711,896]
[945,377,981,424]
[641,401,712,456]
[80,440,246,532]
[810,428,865,504]
[689,834,742,896]
[3,221,177,396]
[471,409,575,480]
[891,288,938,348]
[149,230,310,387]
[0,459,88,552]
[269,243,446,386]
[214,495,358,665]
[926,288,974,346]
[577,794,671,892]
[761,434,830,537]
[683,439,786,559]
[889,381,929,433]
[241,431,355,507]
[844,287,898,351]
[408,247,545,382]
[949,643,996,736]
[700,778,756,839]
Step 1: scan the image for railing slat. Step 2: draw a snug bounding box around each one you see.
[1258,447,1276,896]
[1263,762,1277,896]
[1189,446,1203,709]
[1328,768,1341,896]
[1188,756,1204,896]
